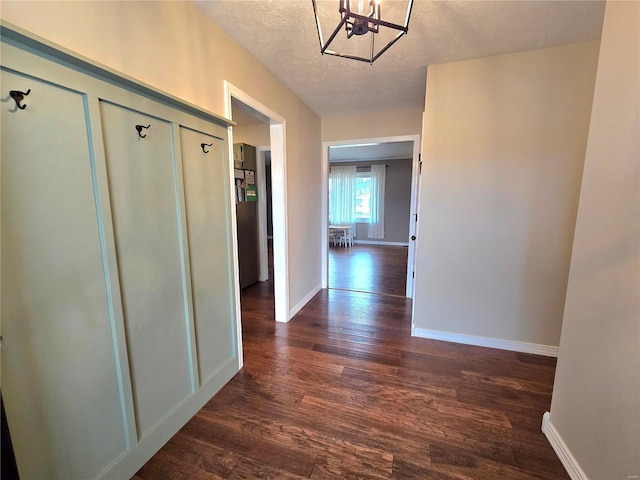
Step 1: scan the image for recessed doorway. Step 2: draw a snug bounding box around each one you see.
[322,135,421,299]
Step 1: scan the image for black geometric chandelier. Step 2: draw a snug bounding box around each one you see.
[312,0,414,64]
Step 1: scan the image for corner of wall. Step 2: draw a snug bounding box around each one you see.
[542,413,589,480]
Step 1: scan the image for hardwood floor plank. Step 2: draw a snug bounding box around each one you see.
[396,366,467,390]
[436,399,512,428]
[429,443,559,480]
[392,458,480,480]
[390,337,470,361]
[430,444,478,468]
[313,335,405,359]
[399,350,468,376]
[159,433,239,477]
[515,352,558,367]
[461,369,554,396]
[311,453,393,480]
[212,375,305,410]
[135,445,227,480]
[296,395,433,459]
[227,457,310,480]
[341,366,458,399]
[180,415,317,478]
[395,411,517,467]
[263,341,401,376]
[312,343,401,367]
[512,447,573,480]
[455,384,552,411]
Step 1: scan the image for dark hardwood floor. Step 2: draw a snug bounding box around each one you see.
[329,244,408,297]
[134,273,568,479]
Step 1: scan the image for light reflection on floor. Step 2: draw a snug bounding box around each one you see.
[328,244,407,298]
[336,249,375,293]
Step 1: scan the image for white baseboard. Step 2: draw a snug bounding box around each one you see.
[289,283,322,319]
[412,327,559,357]
[542,412,588,480]
[353,240,409,247]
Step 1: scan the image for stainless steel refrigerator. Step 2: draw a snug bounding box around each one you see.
[234,143,259,289]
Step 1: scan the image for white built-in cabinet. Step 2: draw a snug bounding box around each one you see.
[0,25,240,479]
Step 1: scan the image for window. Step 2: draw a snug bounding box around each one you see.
[355,172,372,221]
[328,165,384,239]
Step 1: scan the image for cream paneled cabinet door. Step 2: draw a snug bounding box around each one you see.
[179,127,237,383]
[0,71,129,478]
[2,34,240,479]
[98,105,240,440]
[99,102,196,438]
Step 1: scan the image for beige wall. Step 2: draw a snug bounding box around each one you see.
[233,123,271,148]
[549,2,640,478]
[0,1,323,309]
[321,108,423,142]
[414,41,600,347]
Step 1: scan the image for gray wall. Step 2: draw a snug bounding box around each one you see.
[330,158,412,244]
[549,2,639,478]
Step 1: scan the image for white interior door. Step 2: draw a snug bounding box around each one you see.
[406,138,422,298]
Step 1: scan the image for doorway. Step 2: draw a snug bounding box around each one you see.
[224,83,289,367]
[321,135,421,298]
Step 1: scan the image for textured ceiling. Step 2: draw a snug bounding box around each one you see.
[196,0,605,118]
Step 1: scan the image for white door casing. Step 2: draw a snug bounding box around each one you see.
[321,134,422,299]
[256,146,270,282]
[224,82,290,325]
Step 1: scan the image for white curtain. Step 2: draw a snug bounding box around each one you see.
[367,165,386,239]
[329,166,357,233]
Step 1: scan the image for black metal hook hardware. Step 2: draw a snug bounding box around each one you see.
[10,89,31,110]
[201,143,213,154]
[135,124,150,138]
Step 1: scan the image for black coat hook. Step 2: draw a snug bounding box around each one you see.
[135,124,150,138]
[201,143,213,154]
[10,89,31,110]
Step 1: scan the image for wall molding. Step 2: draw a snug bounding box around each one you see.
[353,240,409,247]
[289,283,322,320]
[412,327,559,357]
[542,412,588,480]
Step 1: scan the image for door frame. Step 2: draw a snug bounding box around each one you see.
[256,146,270,282]
[321,134,421,298]
[224,83,290,361]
